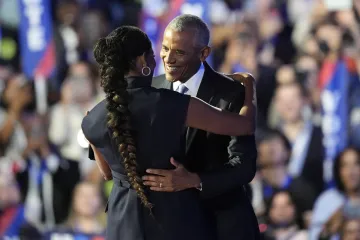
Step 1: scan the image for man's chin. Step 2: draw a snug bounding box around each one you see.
[165,73,179,82]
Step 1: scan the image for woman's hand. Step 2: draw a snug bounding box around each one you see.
[227,72,256,105]
[227,72,255,87]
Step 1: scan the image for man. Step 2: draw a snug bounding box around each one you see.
[142,14,260,239]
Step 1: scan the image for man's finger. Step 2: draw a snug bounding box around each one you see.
[143,181,161,187]
[170,157,181,168]
[150,187,176,192]
[142,175,166,182]
[146,168,172,176]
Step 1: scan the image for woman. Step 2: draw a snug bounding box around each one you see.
[263,190,307,240]
[82,26,255,240]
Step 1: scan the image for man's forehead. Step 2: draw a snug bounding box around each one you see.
[162,28,197,46]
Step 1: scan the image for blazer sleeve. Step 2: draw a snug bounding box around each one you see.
[159,89,191,136]
[81,101,108,160]
[197,88,258,199]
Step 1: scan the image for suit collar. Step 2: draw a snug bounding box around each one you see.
[185,61,219,153]
[160,77,172,90]
[152,74,171,89]
[196,61,217,103]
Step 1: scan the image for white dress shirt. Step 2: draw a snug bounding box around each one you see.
[173,63,205,97]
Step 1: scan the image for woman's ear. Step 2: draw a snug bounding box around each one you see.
[139,53,148,67]
[133,53,147,71]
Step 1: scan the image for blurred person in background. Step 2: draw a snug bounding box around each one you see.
[219,19,259,75]
[53,0,81,87]
[218,17,277,128]
[48,63,98,225]
[0,74,32,172]
[293,54,322,124]
[333,148,360,206]
[263,190,307,240]
[310,147,360,239]
[273,81,324,195]
[52,181,105,237]
[341,218,360,240]
[318,207,344,240]
[269,61,317,129]
[68,61,105,103]
[78,10,110,62]
[333,8,360,150]
[252,128,317,227]
[0,173,41,239]
[317,199,360,240]
[48,62,97,177]
[15,113,74,231]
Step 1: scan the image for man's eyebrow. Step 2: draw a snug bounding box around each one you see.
[175,49,186,54]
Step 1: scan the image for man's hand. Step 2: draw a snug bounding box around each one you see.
[142,158,201,192]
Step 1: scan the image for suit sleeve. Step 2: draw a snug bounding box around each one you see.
[197,90,257,199]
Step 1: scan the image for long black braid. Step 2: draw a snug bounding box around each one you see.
[93,26,153,210]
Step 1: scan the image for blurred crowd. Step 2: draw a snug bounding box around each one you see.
[1,0,360,239]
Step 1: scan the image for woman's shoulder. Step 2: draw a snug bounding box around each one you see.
[137,87,190,109]
[83,100,107,127]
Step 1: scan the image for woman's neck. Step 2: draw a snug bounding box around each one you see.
[126,70,142,77]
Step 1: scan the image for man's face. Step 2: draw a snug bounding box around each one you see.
[160,28,203,82]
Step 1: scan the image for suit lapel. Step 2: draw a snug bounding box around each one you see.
[186,62,217,153]
[161,79,172,90]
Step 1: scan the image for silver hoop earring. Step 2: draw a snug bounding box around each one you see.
[141,66,151,76]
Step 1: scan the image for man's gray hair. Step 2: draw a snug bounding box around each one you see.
[166,14,210,48]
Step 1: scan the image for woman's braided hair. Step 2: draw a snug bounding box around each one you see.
[93,26,153,210]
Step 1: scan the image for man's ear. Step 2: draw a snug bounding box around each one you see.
[200,46,211,62]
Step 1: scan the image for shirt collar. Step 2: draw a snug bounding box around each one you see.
[173,63,205,96]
